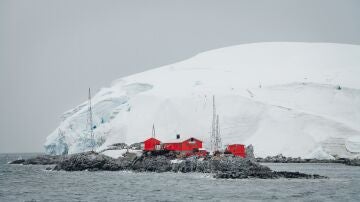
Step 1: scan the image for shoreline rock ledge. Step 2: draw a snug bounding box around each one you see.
[10,152,327,179]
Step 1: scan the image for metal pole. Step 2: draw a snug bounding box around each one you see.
[152,124,156,138]
[88,88,94,151]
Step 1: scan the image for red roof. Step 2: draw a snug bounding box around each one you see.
[144,137,161,143]
[163,137,202,144]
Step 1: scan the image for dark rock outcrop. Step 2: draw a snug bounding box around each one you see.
[98,142,129,153]
[214,170,325,179]
[129,142,142,150]
[9,155,62,165]
[273,171,325,179]
[343,158,360,166]
[132,155,172,172]
[108,143,128,150]
[256,154,360,166]
[9,159,25,164]
[256,154,305,163]
[53,151,132,171]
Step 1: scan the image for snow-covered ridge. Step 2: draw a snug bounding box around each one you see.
[45,42,360,159]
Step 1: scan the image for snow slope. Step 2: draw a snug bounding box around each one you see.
[44,42,360,159]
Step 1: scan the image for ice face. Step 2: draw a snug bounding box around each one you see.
[346,136,360,153]
[44,42,360,159]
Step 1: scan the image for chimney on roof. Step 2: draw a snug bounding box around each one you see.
[176,134,180,139]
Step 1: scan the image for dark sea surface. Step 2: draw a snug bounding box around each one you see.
[0,153,360,202]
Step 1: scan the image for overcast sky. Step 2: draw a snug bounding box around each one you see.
[1,0,360,153]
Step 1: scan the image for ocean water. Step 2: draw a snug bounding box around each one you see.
[0,154,360,202]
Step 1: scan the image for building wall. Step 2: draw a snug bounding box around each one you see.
[181,139,202,151]
[144,138,161,151]
[226,144,246,157]
[163,143,182,151]
[163,138,202,151]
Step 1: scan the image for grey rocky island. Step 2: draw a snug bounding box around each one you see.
[10,151,327,179]
[256,154,360,166]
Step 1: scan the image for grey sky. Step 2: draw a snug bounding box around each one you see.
[1,0,359,153]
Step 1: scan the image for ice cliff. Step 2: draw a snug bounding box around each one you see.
[44,42,360,159]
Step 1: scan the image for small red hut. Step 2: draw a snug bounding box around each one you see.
[143,137,161,151]
[225,144,246,158]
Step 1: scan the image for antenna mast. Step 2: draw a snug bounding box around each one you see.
[215,115,219,151]
[211,95,221,153]
[215,114,222,151]
[211,95,216,153]
[152,124,156,138]
[87,88,95,151]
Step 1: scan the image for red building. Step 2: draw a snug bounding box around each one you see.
[163,137,203,152]
[143,137,161,151]
[225,144,246,158]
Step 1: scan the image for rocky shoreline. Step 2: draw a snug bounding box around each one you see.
[256,154,360,166]
[9,152,327,179]
[9,155,63,165]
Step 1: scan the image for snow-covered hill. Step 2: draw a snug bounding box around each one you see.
[44,42,360,159]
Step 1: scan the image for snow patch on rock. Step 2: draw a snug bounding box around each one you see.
[101,149,127,159]
[170,159,184,164]
[304,146,335,160]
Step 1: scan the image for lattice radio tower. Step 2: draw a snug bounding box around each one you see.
[87,88,95,151]
[211,95,222,153]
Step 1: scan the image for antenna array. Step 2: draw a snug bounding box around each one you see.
[87,88,95,151]
[210,95,222,153]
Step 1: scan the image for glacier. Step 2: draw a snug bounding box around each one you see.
[44,42,360,159]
